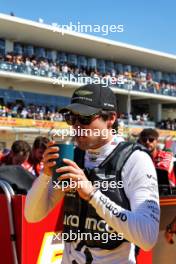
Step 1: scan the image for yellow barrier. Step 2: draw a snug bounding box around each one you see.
[0,117,69,129]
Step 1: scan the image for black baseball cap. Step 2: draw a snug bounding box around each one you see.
[59,84,117,116]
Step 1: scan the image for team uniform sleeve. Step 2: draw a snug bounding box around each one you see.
[89,150,160,251]
[24,174,64,222]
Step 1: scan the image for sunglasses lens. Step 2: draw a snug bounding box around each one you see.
[64,114,76,125]
[149,138,155,143]
[64,112,98,126]
[78,116,92,125]
[142,137,155,143]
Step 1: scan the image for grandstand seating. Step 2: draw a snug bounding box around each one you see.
[0,39,176,97]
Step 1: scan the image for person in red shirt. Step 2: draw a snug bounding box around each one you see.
[139,128,176,186]
[139,129,176,245]
[26,136,49,176]
[0,140,31,166]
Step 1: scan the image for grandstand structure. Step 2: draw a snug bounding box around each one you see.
[0,13,176,148]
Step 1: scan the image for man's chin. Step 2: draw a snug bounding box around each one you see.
[75,136,97,150]
[148,148,154,153]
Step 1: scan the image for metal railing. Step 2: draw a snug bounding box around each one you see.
[0,61,176,97]
[0,180,18,264]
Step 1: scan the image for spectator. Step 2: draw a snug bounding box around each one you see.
[138,128,176,187]
[26,136,49,176]
[0,140,31,166]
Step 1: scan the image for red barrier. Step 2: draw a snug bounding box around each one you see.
[137,249,152,264]
[0,194,63,264]
[0,195,14,263]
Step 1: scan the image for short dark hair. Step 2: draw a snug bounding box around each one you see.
[11,140,31,155]
[32,136,49,150]
[139,128,159,141]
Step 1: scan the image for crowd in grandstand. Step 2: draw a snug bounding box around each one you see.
[157,119,176,131]
[0,100,152,124]
[0,40,176,97]
[0,102,63,121]
[1,100,176,130]
[0,41,176,128]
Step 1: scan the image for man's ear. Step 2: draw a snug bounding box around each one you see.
[107,112,117,128]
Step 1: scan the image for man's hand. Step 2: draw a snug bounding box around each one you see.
[43,141,59,177]
[58,158,95,200]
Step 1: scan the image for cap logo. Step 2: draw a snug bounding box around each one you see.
[104,103,114,107]
[75,90,93,96]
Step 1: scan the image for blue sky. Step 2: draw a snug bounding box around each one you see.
[0,0,176,54]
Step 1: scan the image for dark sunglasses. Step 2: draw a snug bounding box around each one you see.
[64,113,99,125]
[141,137,156,143]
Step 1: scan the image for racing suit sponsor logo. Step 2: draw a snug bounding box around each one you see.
[146,200,160,223]
[100,195,127,222]
[85,218,115,233]
[64,215,79,227]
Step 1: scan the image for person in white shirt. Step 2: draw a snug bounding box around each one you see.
[25,84,160,264]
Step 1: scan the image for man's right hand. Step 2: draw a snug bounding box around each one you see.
[43,141,59,177]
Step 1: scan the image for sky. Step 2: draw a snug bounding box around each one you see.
[0,0,176,54]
